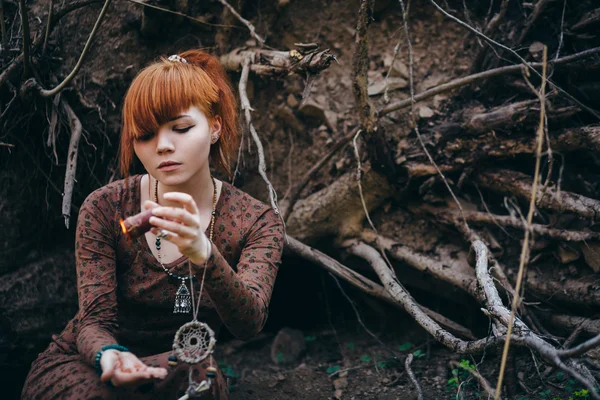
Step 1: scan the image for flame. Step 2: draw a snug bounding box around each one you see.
[119,219,127,234]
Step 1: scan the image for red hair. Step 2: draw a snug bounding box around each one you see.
[120,50,239,178]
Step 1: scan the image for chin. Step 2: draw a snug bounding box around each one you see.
[157,172,190,187]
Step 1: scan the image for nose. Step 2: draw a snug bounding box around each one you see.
[156,128,174,154]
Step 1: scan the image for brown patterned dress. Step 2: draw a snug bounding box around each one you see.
[21,174,284,399]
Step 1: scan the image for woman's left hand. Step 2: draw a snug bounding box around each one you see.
[145,192,212,265]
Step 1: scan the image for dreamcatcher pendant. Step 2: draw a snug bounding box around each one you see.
[173,281,192,314]
[173,320,217,363]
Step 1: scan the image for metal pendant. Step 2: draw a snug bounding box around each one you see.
[173,281,192,314]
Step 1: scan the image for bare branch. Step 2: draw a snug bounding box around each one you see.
[422,205,600,242]
[286,235,477,340]
[426,0,600,119]
[217,0,265,46]
[405,354,424,400]
[496,49,547,392]
[239,57,280,215]
[558,335,600,359]
[61,100,83,229]
[39,0,113,97]
[380,47,600,116]
[220,47,335,77]
[476,169,600,221]
[346,240,503,353]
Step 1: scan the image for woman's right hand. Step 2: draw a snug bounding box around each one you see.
[100,350,168,387]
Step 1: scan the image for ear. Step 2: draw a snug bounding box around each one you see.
[211,115,222,137]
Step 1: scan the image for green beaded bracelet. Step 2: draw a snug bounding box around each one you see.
[94,344,130,377]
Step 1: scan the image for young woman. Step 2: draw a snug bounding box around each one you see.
[22,50,284,399]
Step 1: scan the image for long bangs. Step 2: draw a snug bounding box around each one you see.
[122,62,219,141]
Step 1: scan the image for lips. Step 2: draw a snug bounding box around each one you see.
[158,161,181,168]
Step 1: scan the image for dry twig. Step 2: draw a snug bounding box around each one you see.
[380,46,600,115]
[217,0,265,46]
[61,100,83,229]
[238,57,280,215]
[38,0,113,97]
[426,0,600,119]
[405,354,424,400]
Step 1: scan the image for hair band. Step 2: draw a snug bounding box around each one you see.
[167,54,188,64]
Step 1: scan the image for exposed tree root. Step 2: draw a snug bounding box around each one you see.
[421,205,600,242]
[476,169,600,221]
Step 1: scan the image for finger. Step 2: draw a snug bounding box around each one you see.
[149,217,198,240]
[147,367,168,379]
[143,200,159,210]
[152,206,199,228]
[163,192,200,217]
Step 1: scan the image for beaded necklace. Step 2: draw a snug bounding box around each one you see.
[154,176,217,314]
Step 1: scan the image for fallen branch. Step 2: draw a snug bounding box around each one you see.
[380,47,600,116]
[61,100,83,229]
[476,169,600,221]
[472,241,600,399]
[217,0,264,46]
[405,354,424,400]
[220,47,335,77]
[239,57,280,215]
[421,205,600,242]
[285,235,477,340]
[540,313,600,336]
[557,335,600,359]
[345,240,503,353]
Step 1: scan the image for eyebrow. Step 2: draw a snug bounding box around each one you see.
[168,114,191,122]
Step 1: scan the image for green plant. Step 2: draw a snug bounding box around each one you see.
[346,342,355,350]
[360,354,372,362]
[398,342,412,351]
[412,349,425,358]
[305,335,317,342]
[326,365,340,374]
[573,389,590,399]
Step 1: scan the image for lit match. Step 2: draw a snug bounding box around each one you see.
[120,209,154,240]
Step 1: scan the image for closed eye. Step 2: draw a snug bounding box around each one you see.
[174,125,195,133]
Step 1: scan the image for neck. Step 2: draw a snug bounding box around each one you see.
[154,167,215,210]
